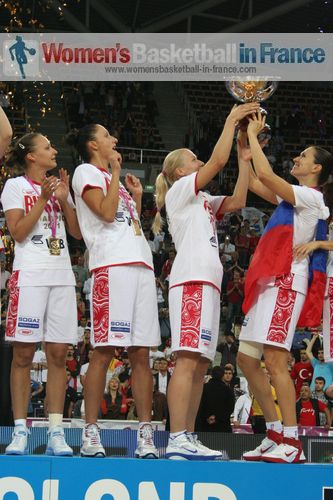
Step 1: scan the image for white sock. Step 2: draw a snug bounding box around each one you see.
[283,426,298,439]
[266,420,283,433]
[14,419,27,428]
[170,430,187,440]
[48,413,63,430]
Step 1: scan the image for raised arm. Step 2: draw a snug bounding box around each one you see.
[196,102,260,191]
[0,106,12,159]
[247,113,295,205]
[305,333,318,361]
[82,152,121,223]
[236,130,277,205]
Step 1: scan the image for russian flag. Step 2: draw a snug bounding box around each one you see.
[243,201,294,315]
[297,219,327,328]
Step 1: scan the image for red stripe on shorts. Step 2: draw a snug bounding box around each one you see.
[180,283,203,349]
[6,271,20,338]
[92,267,110,344]
[328,277,333,358]
[266,274,296,344]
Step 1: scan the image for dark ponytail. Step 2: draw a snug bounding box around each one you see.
[311,146,333,220]
[6,133,41,170]
[66,124,99,163]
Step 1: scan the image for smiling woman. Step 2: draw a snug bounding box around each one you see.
[0,131,82,457]
[237,112,333,464]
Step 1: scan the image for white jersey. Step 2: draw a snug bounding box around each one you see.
[268,185,329,294]
[166,172,225,291]
[72,163,153,271]
[327,222,333,278]
[1,176,75,286]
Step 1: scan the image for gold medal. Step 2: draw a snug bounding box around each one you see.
[132,219,142,236]
[48,237,61,255]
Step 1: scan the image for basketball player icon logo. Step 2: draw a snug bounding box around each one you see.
[8,36,36,79]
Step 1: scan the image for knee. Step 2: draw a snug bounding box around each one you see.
[264,354,287,378]
[13,349,34,369]
[47,346,68,368]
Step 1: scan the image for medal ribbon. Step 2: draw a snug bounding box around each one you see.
[97,167,137,221]
[25,176,60,237]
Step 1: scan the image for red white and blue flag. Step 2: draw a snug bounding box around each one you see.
[243,201,327,328]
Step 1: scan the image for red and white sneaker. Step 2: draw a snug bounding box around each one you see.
[242,430,282,462]
[262,437,306,463]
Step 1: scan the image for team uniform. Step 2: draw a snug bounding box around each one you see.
[1,176,77,343]
[239,185,329,357]
[166,172,225,361]
[323,222,333,363]
[71,163,160,348]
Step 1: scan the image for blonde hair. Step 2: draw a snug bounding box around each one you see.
[152,149,187,235]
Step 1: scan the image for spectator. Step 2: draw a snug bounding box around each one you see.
[225,270,244,335]
[219,235,235,262]
[66,345,80,391]
[101,377,128,420]
[196,366,235,433]
[305,332,333,391]
[153,358,171,395]
[63,370,78,418]
[216,332,239,369]
[234,226,249,268]
[290,348,314,398]
[78,328,93,365]
[28,379,44,417]
[296,385,331,429]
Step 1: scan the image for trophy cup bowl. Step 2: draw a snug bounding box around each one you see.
[225,80,278,135]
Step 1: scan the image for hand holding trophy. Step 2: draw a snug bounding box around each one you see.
[225,80,278,140]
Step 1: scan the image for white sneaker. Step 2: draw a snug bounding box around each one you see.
[166,433,205,460]
[80,423,106,458]
[188,433,224,460]
[243,430,283,461]
[46,426,73,456]
[135,423,159,459]
[262,437,306,463]
[5,425,29,455]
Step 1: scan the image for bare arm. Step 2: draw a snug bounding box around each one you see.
[82,153,121,223]
[55,169,82,240]
[5,177,58,243]
[248,113,295,205]
[294,240,333,261]
[218,152,249,214]
[0,106,12,159]
[125,173,142,218]
[305,334,318,361]
[236,130,277,205]
[196,102,260,191]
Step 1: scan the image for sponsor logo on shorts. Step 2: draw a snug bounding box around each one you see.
[201,328,211,345]
[18,316,40,329]
[110,320,131,333]
[18,329,33,336]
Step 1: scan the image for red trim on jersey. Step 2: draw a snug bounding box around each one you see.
[170,280,221,294]
[194,172,199,195]
[215,197,227,221]
[6,271,20,338]
[180,283,203,349]
[91,262,154,274]
[92,267,109,344]
[81,184,103,197]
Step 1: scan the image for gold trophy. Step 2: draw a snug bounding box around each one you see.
[225,80,278,134]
